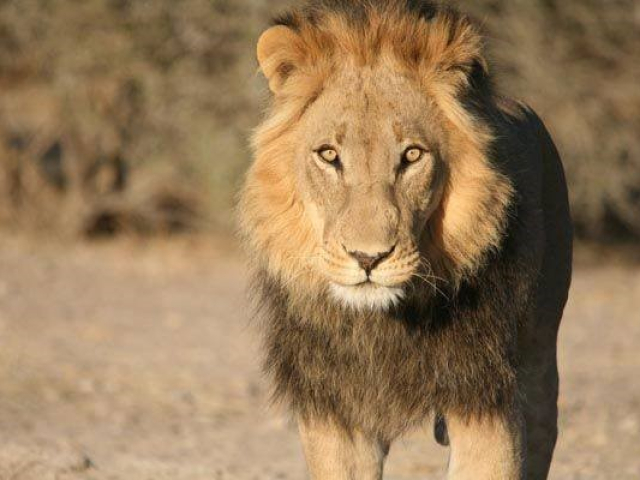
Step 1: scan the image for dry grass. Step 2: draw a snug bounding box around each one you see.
[0,0,638,243]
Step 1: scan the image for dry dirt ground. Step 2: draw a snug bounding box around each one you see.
[0,235,638,480]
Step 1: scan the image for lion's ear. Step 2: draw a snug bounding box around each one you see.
[257,26,305,94]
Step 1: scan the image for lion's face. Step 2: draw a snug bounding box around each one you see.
[294,66,446,309]
[241,10,514,314]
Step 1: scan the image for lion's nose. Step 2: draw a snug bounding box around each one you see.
[347,246,395,275]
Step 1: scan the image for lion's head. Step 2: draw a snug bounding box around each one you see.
[240,0,513,311]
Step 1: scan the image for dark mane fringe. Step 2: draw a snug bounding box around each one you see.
[274,0,442,29]
[253,204,534,440]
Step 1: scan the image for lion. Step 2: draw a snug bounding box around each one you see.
[239,1,572,479]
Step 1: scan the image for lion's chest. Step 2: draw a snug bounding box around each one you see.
[268,311,445,437]
[264,283,520,439]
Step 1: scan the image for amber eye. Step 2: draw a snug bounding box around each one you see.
[403,147,424,163]
[317,147,339,164]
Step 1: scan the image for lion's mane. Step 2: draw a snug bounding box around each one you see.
[239,0,550,441]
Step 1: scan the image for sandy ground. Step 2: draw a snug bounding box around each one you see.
[0,236,638,480]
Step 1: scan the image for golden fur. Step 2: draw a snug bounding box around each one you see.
[239,1,572,479]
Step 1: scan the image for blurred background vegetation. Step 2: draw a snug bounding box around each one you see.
[0,0,638,244]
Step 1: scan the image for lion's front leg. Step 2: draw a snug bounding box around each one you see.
[446,412,526,480]
[298,418,388,480]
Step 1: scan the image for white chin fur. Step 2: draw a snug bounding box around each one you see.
[329,283,405,311]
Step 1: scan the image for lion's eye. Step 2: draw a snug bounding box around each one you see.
[403,147,424,163]
[317,148,339,164]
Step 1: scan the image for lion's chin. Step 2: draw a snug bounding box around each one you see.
[329,282,405,311]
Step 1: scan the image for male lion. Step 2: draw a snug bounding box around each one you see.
[239,1,572,479]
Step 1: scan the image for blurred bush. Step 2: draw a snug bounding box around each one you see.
[0,0,638,242]
[0,0,266,236]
